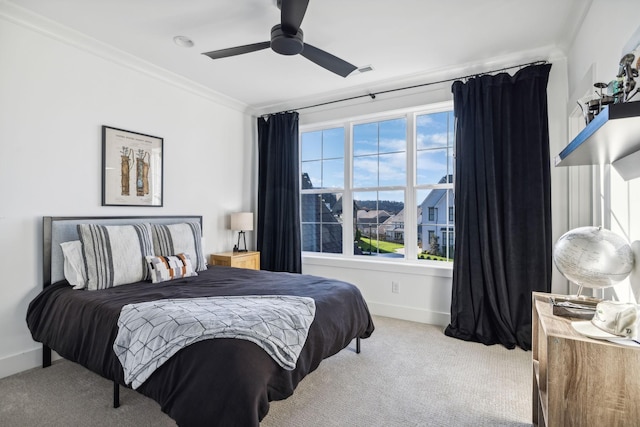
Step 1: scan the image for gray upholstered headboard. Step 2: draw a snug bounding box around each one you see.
[43,216,203,287]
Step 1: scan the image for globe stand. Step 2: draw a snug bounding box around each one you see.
[570,283,603,302]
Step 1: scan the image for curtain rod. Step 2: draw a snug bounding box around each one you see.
[265,60,548,116]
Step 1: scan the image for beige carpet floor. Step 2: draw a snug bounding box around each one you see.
[0,316,532,426]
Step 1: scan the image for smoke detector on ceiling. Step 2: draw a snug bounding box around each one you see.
[173,36,195,48]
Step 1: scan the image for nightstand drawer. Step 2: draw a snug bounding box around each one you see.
[210,251,260,270]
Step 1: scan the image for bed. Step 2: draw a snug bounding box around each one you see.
[26,216,374,426]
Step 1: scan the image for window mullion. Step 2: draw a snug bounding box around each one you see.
[343,122,354,256]
[404,113,416,260]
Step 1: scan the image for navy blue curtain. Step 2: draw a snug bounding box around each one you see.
[444,64,553,350]
[257,112,302,273]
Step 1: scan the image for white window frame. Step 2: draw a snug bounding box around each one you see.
[299,127,346,255]
[300,101,454,265]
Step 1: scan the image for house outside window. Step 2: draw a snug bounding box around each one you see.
[300,103,454,263]
[416,109,455,261]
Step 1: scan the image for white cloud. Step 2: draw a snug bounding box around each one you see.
[379,138,406,153]
[416,115,435,126]
[417,132,448,149]
[353,153,407,187]
[353,139,377,156]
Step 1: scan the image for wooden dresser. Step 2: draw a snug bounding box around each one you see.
[210,251,260,270]
[532,292,640,426]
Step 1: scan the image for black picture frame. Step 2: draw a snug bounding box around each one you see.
[102,126,163,207]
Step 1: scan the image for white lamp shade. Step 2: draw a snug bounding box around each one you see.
[230,212,254,231]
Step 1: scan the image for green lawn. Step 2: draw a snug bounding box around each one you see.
[358,237,403,254]
[358,237,453,262]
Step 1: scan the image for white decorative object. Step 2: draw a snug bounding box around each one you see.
[553,226,635,296]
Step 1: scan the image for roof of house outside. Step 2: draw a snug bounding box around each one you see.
[419,175,454,208]
[300,172,344,253]
[356,210,391,224]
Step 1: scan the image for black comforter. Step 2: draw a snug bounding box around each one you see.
[27,266,374,426]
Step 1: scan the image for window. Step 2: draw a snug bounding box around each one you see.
[300,128,344,254]
[416,110,455,261]
[300,104,455,263]
[354,189,404,257]
[353,118,406,257]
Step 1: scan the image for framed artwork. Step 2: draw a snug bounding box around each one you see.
[102,126,163,207]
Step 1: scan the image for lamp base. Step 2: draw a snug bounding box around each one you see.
[236,230,248,252]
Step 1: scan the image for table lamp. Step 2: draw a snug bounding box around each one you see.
[231,212,253,252]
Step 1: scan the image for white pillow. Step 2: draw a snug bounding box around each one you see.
[60,240,87,289]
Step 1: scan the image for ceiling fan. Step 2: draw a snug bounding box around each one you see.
[202,0,357,78]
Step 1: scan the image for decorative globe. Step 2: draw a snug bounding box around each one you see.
[553,226,634,291]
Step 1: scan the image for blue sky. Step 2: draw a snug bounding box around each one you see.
[301,110,454,203]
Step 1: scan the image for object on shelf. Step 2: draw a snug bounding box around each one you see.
[549,296,599,319]
[617,53,639,103]
[577,82,615,125]
[577,53,639,126]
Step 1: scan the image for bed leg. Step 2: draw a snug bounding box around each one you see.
[113,381,120,408]
[356,337,361,354]
[43,345,52,368]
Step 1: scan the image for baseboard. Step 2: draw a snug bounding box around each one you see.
[0,347,61,380]
[367,301,450,327]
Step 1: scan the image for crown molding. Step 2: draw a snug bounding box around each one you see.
[0,1,251,115]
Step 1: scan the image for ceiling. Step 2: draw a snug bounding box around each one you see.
[7,0,588,113]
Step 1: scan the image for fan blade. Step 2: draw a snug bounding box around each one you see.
[202,41,271,60]
[301,43,357,77]
[280,0,309,34]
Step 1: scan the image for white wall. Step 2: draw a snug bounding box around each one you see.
[0,10,254,378]
[300,0,640,321]
[5,0,639,380]
[298,50,571,325]
[565,0,640,301]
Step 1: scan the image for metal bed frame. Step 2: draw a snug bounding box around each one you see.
[41,215,361,409]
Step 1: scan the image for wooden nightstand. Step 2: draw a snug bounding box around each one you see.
[532,292,640,426]
[210,251,260,270]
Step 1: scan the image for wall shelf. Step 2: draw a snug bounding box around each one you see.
[555,102,640,180]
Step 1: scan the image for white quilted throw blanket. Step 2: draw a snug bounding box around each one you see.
[114,295,316,389]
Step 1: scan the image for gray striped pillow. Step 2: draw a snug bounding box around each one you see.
[78,223,154,290]
[151,222,207,271]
